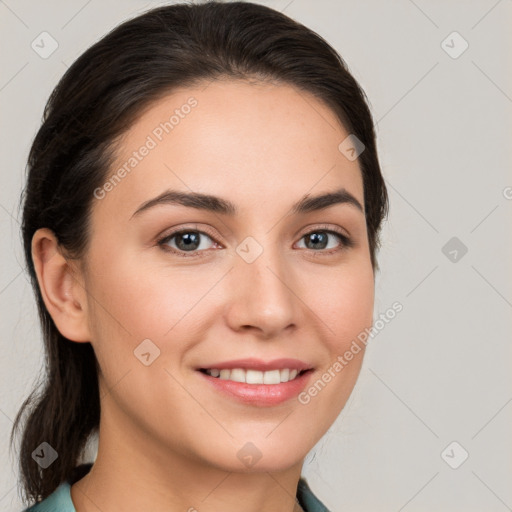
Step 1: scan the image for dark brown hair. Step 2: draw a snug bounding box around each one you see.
[11,0,388,505]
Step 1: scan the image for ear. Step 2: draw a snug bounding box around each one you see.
[31,228,91,343]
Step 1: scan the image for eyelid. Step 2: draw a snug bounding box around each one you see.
[297,223,351,240]
[157,223,219,241]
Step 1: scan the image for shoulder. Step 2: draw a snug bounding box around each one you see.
[297,477,331,512]
[21,482,75,512]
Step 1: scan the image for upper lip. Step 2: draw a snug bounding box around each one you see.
[196,358,314,372]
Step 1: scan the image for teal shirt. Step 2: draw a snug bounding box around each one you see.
[23,464,330,512]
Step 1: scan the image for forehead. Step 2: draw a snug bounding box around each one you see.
[95,79,364,220]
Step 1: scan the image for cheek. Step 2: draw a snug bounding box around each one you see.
[307,259,375,348]
[333,274,374,344]
[296,294,373,436]
[298,260,374,411]
[83,248,218,376]
[85,247,177,332]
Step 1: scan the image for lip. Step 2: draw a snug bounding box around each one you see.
[197,370,313,406]
[196,358,313,372]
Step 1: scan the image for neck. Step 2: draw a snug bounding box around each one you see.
[70,402,305,512]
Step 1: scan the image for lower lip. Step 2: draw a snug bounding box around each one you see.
[197,370,314,407]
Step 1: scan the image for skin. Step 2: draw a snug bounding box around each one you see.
[32,79,375,512]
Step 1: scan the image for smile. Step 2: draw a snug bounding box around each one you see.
[196,368,314,406]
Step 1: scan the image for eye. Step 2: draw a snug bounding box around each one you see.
[296,227,353,253]
[157,228,219,257]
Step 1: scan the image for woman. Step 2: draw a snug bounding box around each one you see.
[12,2,388,511]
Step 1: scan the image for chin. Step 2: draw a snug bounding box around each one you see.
[197,435,312,474]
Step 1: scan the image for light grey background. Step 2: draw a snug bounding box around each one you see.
[1,1,511,511]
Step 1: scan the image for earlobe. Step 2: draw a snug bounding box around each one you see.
[31,228,91,342]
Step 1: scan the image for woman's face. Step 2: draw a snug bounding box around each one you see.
[79,79,374,472]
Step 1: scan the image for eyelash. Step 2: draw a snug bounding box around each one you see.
[156,224,354,259]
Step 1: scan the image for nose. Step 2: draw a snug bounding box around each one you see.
[224,242,298,339]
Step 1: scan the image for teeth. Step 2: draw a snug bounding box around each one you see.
[230,368,245,383]
[246,369,264,384]
[263,370,280,384]
[204,367,304,384]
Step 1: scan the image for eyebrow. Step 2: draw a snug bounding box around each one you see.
[130,187,364,219]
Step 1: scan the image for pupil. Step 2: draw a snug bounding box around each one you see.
[307,232,327,249]
[177,232,200,251]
